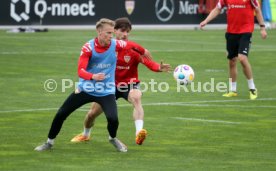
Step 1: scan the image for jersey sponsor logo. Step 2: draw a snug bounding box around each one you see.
[228,4,246,9]
[92,63,111,69]
[155,0,174,22]
[125,0,135,15]
[124,56,131,63]
[117,66,130,70]
[10,0,30,22]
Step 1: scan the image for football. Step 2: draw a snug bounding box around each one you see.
[173,64,195,85]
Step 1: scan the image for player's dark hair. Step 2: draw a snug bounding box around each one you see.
[115,17,132,31]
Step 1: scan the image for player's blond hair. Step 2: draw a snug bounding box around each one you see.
[96,18,115,30]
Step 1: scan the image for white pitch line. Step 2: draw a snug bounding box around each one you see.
[118,103,276,108]
[0,108,91,113]
[0,51,75,55]
[171,117,241,124]
[0,98,275,113]
[0,108,58,113]
[173,98,276,104]
[155,104,276,108]
[118,97,276,107]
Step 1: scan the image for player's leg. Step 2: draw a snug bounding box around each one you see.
[84,103,103,134]
[223,33,238,97]
[228,57,238,90]
[71,102,103,142]
[96,95,127,152]
[35,90,94,151]
[238,54,253,80]
[97,95,119,138]
[238,33,253,80]
[128,89,144,131]
[238,33,257,99]
[127,84,147,145]
[238,55,257,99]
[224,58,238,97]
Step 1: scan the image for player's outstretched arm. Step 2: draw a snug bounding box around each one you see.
[141,55,171,72]
[143,49,153,60]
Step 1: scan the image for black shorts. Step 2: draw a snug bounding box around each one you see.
[115,82,140,101]
[225,33,252,59]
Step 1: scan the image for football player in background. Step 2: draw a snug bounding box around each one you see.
[200,0,267,100]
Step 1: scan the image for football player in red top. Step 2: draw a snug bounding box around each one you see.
[200,0,267,100]
[71,17,171,145]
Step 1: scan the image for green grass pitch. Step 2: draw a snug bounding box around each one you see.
[0,28,276,171]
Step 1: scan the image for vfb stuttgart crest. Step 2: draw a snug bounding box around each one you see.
[125,0,135,15]
[124,56,131,63]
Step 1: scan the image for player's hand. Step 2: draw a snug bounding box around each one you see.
[199,20,207,30]
[260,28,267,39]
[159,60,171,72]
[92,73,105,81]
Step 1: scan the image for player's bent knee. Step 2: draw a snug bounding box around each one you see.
[238,54,248,62]
[129,90,142,102]
[107,116,119,125]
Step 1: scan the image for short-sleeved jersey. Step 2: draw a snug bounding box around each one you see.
[217,0,260,33]
[115,49,160,86]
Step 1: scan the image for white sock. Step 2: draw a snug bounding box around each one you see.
[83,128,91,137]
[231,82,237,92]
[109,136,115,140]
[247,79,256,90]
[47,138,54,145]
[135,120,144,135]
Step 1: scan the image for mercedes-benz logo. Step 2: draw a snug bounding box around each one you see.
[155,0,174,22]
